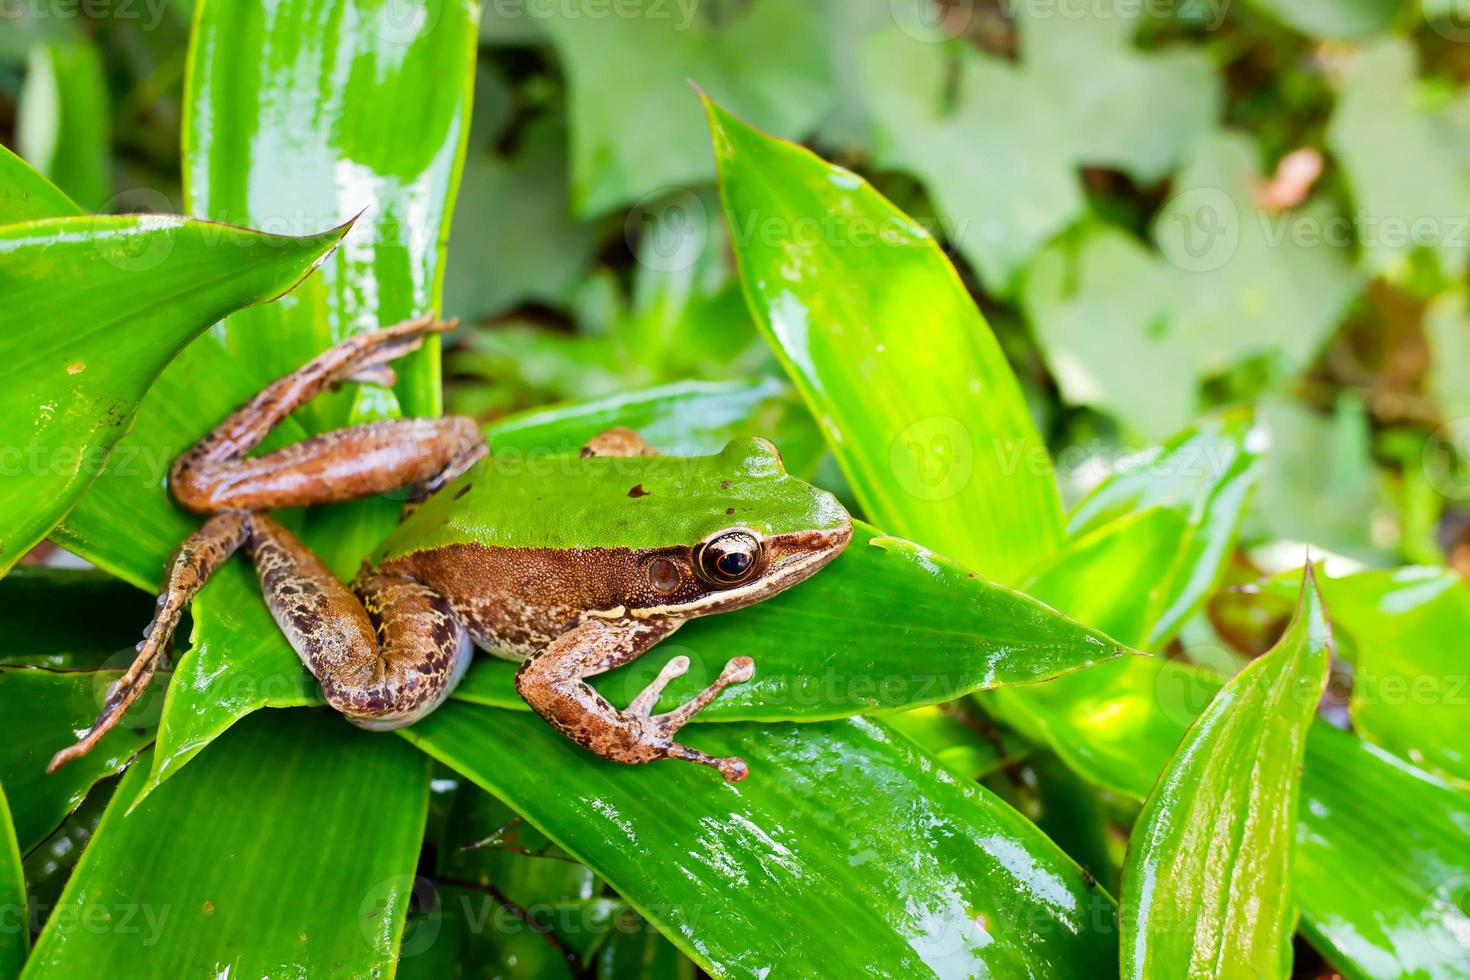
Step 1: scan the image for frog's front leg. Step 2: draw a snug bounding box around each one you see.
[515,618,754,781]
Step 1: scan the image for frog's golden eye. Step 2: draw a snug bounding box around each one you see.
[695,531,762,587]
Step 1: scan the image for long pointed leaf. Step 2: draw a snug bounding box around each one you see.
[22,711,429,977]
[1120,571,1330,978]
[0,215,343,574]
[0,144,80,222]
[404,706,1118,978]
[707,96,1065,584]
[0,783,23,980]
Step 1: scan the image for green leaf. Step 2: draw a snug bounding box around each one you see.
[1120,571,1330,978]
[987,657,1470,975]
[0,568,153,667]
[0,668,156,853]
[1022,226,1196,441]
[0,783,23,980]
[862,26,1083,293]
[0,144,81,222]
[1067,408,1265,649]
[1327,38,1470,284]
[106,0,482,794]
[0,214,344,575]
[452,523,1132,717]
[405,707,1118,977]
[22,710,430,978]
[707,96,1065,583]
[540,0,832,216]
[1154,132,1361,377]
[1265,565,1470,788]
[15,35,111,212]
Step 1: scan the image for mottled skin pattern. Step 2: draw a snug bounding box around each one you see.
[49,318,851,781]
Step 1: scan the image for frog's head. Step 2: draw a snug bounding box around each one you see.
[621,437,851,620]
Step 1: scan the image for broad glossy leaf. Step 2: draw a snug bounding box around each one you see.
[15,34,110,211]
[114,0,481,793]
[707,97,1065,583]
[0,668,155,853]
[0,784,22,979]
[405,707,1118,977]
[0,214,343,575]
[453,524,1131,718]
[540,0,831,216]
[1265,565,1470,788]
[0,144,80,222]
[1120,573,1330,978]
[0,568,152,667]
[23,710,429,978]
[988,657,1470,975]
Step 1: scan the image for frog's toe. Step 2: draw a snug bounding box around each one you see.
[667,743,749,782]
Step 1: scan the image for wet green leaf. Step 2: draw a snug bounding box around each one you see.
[405,707,1118,978]
[0,144,80,222]
[453,523,1131,719]
[708,96,1065,583]
[0,784,23,980]
[105,0,482,794]
[16,35,111,211]
[1265,565,1470,788]
[22,710,430,978]
[0,214,343,575]
[1120,572,1330,978]
[541,0,831,216]
[0,668,155,853]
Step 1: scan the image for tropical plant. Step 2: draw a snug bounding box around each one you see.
[3,1,1470,978]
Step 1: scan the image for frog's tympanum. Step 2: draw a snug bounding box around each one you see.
[50,319,851,780]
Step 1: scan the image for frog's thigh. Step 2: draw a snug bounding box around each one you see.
[247,513,472,728]
[515,618,753,781]
[579,427,658,458]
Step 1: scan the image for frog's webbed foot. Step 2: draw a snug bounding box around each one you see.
[515,619,755,781]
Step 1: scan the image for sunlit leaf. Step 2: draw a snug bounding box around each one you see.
[22,711,430,978]
[708,96,1065,583]
[1120,572,1330,978]
[1265,564,1470,788]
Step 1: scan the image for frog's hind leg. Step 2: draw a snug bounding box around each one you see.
[48,510,250,772]
[249,514,473,728]
[170,316,487,512]
[515,618,754,781]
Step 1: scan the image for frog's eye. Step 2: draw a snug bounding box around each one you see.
[695,531,762,587]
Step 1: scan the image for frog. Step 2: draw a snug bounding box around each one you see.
[49,317,851,781]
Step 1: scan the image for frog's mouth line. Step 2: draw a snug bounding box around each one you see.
[626,520,853,621]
